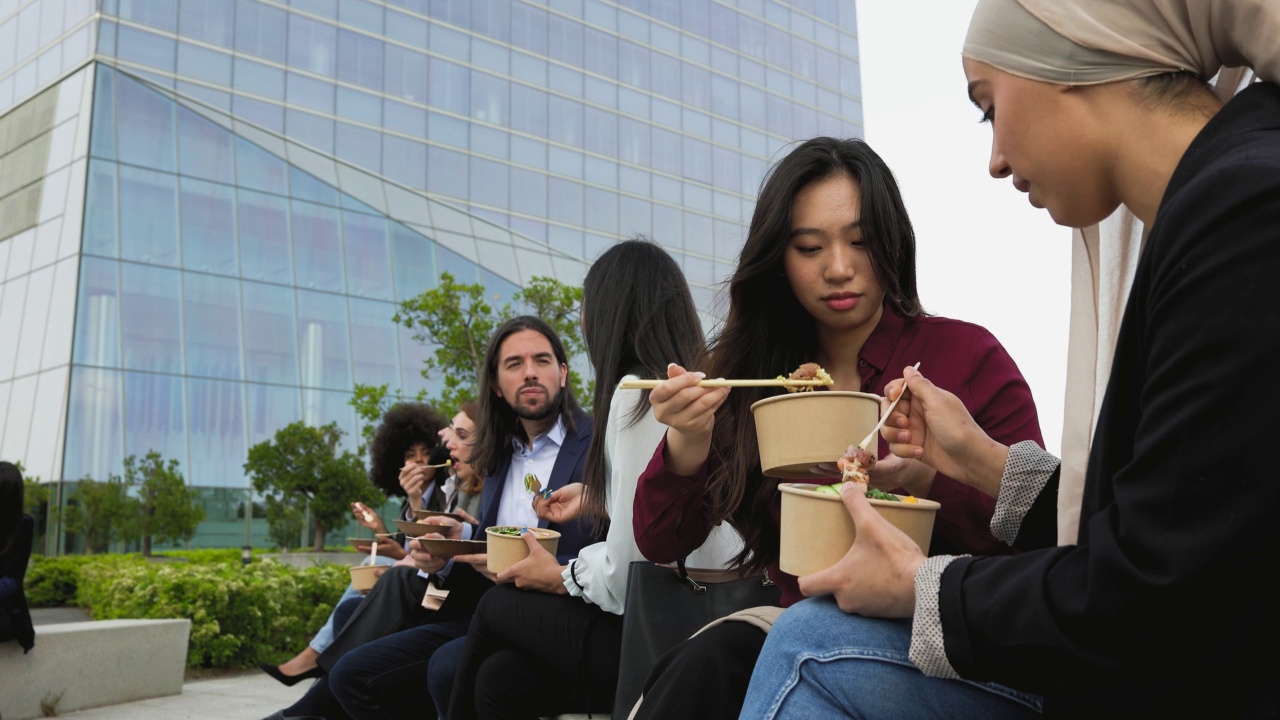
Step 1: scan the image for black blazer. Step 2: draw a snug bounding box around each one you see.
[938,82,1280,717]
[0,514,35,653]
[479,408,597,563]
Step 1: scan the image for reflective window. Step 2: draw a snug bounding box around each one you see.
[289,165,339,208]
[348,297,399,386]
[116,73,176,172]
[301,388,357,450]
[397,324,431,395]
[511,136,546,170]
[337,29,383,91]
[238,189,293,284]
[429,22,469,62]
[618,118,650,165]
[63,367,125,481]
[509,168,547,218]
[428,58,469,115]
[123,371,188,467]
[548,14,583,67]
[470,72,508,125]
[548,178,584,226]
[740,84,766,129]
[235,0,287,63]
[385,8,428,47]
[584,107,618,157]
[177,42,232,86]
[390,224,435,300]
[177,106,234,184]
[292,200,345,292]
[90,68,118,160]
[713,147,742,195]
[510,3,547,55]
[549,146,583,179]
[117,0,178,30]
[233,56,285,98]
[83,160,120,257]
[709,4,737,46]
[287,15,336,77]
[335,121,378,171]
[184,272,243,379]
[116,25,177,71]
[619,196,652,237]
[119,165,180,267]
[336,86,382,125]
[72,257,122,368]
[384,45,428,103]
[291,0,337,19]
[180,0,234,47]
[234,137,288,195]
[338,0,384,34]
[120,262,184,373]
[682,137,712,184]
[246,382,300,447]
[180,178,238,276]
[426,146,468,198]
[186,377,247,486]
[584,187,618,235]
[342,212,392,301]
[618,40,649,90]
[548,96,583,146]
[286,72,335,113]
[242,281,298,384]
[583,26,617,78]
[385,98,427,136]
[296,289,351,390]
[509,84,547,137]
[469,157,509,211]
[381,134,425,189]
[651,127,681,176]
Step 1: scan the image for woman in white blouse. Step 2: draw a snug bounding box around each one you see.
[445,239,742,719]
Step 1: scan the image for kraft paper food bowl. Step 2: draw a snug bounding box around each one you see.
[349,564,381,591]
[484,527,561,573]
[778,483,941,577]
[750,391,881,478]
[394,519,450,537]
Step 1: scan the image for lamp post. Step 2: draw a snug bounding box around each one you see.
[242,487,253,566]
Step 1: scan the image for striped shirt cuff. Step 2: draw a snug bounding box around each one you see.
[990,440,1059,545]
[909,554,964,679]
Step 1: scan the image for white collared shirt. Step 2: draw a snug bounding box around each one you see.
[497,417,567,529]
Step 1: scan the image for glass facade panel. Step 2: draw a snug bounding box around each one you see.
[241,281,299,385]
[292,199,345,292]
[120,262,184,374]
[118,164,180,266]
[123,370,188,466]
[391,223,435,300]
[72,256,122,368]
[186,376,246,486]
[237,189,293,284]
[296,288,351,390]
[342,211,392,300]
[180,178,238,275]
[64,366,125,480]
[83,159,120,257]
[348,297,399,387]
[183,272,243,380]
[246,381,299,447]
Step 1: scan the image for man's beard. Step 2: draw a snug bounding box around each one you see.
[513,383,560,421]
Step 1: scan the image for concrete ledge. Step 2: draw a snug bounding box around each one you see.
[0,618,191,720]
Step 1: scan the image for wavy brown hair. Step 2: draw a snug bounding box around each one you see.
[706,137,923,576]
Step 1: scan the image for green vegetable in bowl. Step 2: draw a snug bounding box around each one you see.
[489,526,523,537]
[811,483,903,502]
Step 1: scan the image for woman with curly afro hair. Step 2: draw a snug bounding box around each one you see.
[260,401,449,686]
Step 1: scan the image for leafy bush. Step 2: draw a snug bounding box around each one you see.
[76,559,349,668]
[24,555,142,607]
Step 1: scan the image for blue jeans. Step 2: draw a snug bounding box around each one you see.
[740,597,1042,719]
[309,554,396,653]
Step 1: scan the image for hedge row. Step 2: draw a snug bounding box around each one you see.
[26,553,350,668]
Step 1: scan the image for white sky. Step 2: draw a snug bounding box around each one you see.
[856,1,1073,454]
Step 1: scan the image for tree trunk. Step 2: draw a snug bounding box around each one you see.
[142,534,152,557]
[313,524,326,552]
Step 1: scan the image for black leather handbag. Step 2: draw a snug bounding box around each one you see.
[612,559,780,717]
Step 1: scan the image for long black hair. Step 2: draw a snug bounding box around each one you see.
[0,461,25,557]
[707,137,923,575]
[580,238,706,527]
[367,403,448,497]
[470,316,581,478]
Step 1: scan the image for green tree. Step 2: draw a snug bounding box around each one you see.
[63,477,130,554]
[11,460,49,519]
[243,421,375,552]
[351,272,587,436]
[116,451,205,557]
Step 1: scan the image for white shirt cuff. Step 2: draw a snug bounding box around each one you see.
[990,440,1059,545]
[909,554,964,679]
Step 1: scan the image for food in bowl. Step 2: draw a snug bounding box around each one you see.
[485,526,561,573]
[776,362,834,392]
[393,519,450,537]
[778,483,940,577]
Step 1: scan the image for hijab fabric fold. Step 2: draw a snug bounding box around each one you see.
[963,0,1278,543]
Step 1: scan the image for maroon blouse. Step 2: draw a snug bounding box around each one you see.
[632,308,1044,608]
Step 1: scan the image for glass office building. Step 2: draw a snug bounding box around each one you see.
[0,0,863,547]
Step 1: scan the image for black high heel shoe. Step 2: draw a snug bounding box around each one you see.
[258,663,323,687]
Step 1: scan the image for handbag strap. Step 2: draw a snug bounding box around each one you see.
[676,558,775,592]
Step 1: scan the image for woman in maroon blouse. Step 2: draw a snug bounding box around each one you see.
[627,137,1044,720]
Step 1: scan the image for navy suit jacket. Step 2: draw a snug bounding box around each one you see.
[478,408,598,563]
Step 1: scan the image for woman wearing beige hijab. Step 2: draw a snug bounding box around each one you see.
[740,0,1280,717]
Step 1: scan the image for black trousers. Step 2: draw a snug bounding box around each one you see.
[318,565,432,670]
[631,621,767,720]
[447,584,623,720]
